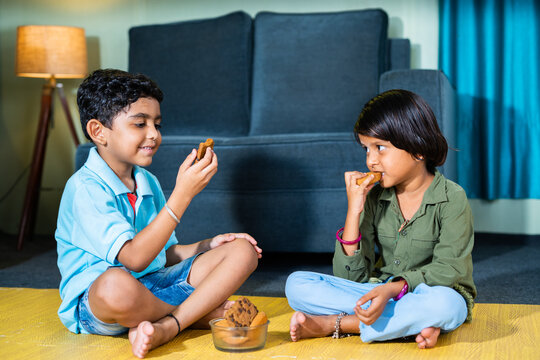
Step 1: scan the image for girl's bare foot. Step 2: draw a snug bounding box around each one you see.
[289,311,335,341]
[128,319,176,358]
[415,327,441,349]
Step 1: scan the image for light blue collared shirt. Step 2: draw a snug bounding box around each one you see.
[55,147,178,333]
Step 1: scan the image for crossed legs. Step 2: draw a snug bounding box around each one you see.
[285,271,467,348]
[88,238,258,358]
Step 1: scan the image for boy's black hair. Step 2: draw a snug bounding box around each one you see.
[77,69,164,140]
[354,89,448,174]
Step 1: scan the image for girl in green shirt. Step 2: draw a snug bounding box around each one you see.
[285,89,476,349]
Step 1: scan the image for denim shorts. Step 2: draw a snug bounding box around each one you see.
[78,253,200,335]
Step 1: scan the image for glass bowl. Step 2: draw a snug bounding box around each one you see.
[209,318,269,352]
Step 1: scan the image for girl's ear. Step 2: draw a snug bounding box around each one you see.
[86,119,107,146]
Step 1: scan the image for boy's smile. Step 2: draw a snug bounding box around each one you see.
[97,97,162,183]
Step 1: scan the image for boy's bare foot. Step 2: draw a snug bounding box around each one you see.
[219,299,235,313]
[129,300,236,357]
[129,320,176,358]
[289,311,335,341]
[191,300,235,329]
[415,327,441,349]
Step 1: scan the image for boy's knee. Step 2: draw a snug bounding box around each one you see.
[92,268,138,314]
[226,238,258,270]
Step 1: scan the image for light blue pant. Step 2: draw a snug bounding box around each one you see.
[285,271,467,343]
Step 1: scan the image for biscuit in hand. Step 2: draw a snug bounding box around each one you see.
[196,138,214,161]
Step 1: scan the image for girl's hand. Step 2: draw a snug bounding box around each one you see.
[174,148,218,200]
[344,171,376,216]
[209,233,263,258]
[353,282,397,325]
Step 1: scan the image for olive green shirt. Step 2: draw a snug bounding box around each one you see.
[333,171,476,320]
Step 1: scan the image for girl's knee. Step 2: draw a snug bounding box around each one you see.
[285,271,319,307]
[419,285,467,329]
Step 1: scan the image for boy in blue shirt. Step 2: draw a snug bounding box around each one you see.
[56,69,262,358]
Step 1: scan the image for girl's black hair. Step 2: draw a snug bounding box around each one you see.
[354,89,448,174]
[77,69,163,140]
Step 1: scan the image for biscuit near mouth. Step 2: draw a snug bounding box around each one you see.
[356,172,382,186]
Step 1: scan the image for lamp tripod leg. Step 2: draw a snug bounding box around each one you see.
[56,83,80,146]
[16,83,54,251]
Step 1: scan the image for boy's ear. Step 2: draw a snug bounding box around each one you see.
[86,119,107,145]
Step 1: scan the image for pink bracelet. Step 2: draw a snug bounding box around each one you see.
[393,281,409,301]
[336,227,362,245]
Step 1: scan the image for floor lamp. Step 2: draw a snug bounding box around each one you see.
[15,25,87,250]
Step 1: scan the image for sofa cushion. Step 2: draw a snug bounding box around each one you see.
[129,11,252,136]
[74,136,368,252]
[250,9,388,135]
[75,134,367,191]
[177,187,349,252]
[146,134,366,192]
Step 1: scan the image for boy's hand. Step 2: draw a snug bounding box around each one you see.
[175,148,218,200]
[353,281,403,325]
[209,233,263,258]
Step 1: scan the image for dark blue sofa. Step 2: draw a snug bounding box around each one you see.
[76,9,456,252]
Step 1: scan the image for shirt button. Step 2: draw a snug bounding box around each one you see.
[401,230,407,236]
[394,259,400,265]
[345,265,351,271]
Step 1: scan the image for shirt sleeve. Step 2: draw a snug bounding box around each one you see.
[72,179,135,264]
[332,190,377,282]
[396,187,475,293]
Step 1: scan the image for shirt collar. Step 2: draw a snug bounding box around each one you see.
[133,165,153,197]
[84,147,153,197]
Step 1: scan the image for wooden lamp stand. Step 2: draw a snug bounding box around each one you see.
[16,77,80,250]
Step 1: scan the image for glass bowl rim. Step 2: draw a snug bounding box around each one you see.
[209,317,270,330]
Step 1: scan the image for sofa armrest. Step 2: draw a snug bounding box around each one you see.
[379,69,457,181]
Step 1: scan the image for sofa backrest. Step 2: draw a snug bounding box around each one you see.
[249,9,388,135]
[129,11,252,136]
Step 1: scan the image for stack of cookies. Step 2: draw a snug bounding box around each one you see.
[216,297,268,328]
[211,297,269,350]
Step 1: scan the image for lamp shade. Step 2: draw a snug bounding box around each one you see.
[16,25,87,79]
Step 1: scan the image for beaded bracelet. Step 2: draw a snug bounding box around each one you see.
[336,227,362,245]
[393,281,409,301]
